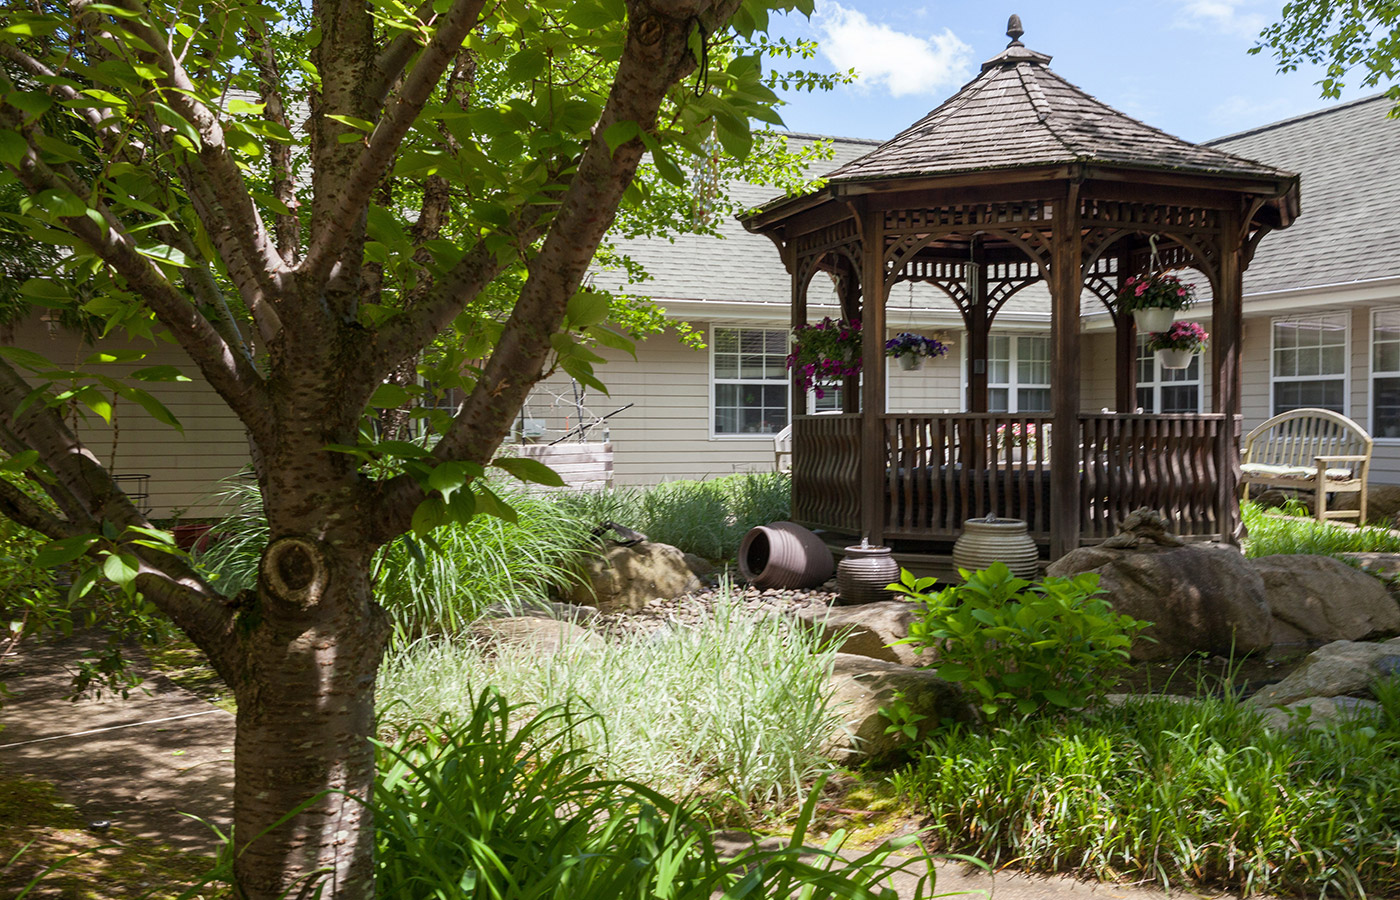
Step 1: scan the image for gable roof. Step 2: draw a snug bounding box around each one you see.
[825,33,1293,186]
[1208,94,1400,296]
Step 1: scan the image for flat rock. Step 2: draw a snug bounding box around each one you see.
[1255,695,1385,731]
[1248,637,1400,707]
[564,540,702,613]
[1048,543,1271,661]
[823,653,973,766]
[1252,554,1400,646]
[788,601,924,666]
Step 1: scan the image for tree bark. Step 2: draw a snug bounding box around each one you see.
[232,536,390,899]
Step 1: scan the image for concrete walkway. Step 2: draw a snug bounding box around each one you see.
[0,635,1251,899]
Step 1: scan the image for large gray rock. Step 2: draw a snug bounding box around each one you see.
[1248,637,1400,707]
[468,616,603,656]
[1331,484,1400,527]
[1048,543,1271,661]
[823,653,973,766]
[565,541,702,613]
[789,601,923,667]
[1255,695,1385,731]
[1252,554,1400,646]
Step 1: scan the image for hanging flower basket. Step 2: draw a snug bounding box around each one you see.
[788,318,861,399]
[884,332,949,373]
[1146,321,1209,370]
[1119,272,1196,334]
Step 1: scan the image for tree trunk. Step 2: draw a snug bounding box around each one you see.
[231,536,390,899]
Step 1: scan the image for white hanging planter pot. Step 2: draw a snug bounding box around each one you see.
[1133,307,1176,334]
[897,353,924,371]
[1156,347,1197,370]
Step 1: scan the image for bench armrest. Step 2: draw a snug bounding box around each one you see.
[1313,455,1369,463]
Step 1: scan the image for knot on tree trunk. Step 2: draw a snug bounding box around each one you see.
[261,536,330,609]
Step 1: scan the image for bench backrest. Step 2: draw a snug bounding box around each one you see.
[1242,408,1372,468]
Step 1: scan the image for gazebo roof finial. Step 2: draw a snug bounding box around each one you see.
[1006,14,1024,47]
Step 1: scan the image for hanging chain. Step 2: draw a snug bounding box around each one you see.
[1148,232,1162,273]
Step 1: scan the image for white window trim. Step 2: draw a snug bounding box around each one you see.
[1269,312,1351,419]
[986,332,1052,415]
[1135,335,1204,414]
[708,323,791,440]
[1370,306,1400,443]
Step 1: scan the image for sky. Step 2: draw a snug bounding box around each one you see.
[762,1,1378,145]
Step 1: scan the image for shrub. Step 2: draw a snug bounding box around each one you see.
[892,685,1400,897]
[890,563,1149,721]
[377,594,839,809]
[373,690,935,899]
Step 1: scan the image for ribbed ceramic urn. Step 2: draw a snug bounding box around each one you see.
[836,541,901,604]
[738,521,834,589]
[952,516,1039,579]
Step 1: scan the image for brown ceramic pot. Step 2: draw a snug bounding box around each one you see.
[738,521,834,589]
[836,543,901,604]
[952,517,1040,579]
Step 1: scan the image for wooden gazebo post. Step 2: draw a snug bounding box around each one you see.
[860,206,887,544]
[1050,184,1083,559]
[1214,206,1246,540]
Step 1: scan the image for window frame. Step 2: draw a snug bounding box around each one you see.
[979,332,1052,415]
[708,323,791,440]
[1269,312,1350,418]
[1135,334,1204,414]
[1370,306,1400,442]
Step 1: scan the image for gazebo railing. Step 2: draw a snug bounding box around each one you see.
[1078,413,1227,540]
[791,413,862,534]
[792,412,1234,545]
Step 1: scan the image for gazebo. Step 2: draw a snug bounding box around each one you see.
[742,16,1300,560]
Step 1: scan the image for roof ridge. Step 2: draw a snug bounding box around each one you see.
[1204,93,1392,145]
[1018,64,1082,159]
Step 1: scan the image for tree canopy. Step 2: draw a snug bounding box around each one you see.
[1254,0,1400,112]
[0,0,829,894]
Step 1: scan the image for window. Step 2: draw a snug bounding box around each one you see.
[1272,314,1347,416]
[712,326,789,435]
[1372,309,1400,438]
[1136,336,1202,413]
[985,334,1051,413]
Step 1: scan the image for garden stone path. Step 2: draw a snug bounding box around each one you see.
[1,633,1259,899]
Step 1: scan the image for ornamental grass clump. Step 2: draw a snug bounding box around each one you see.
[787,317,861,398]
[1241,499,1400,558]
[890,563,1149,722]
[1117,271,1196,312]
[892,683,1400,897]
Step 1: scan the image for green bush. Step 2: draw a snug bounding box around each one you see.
[378,594,840,809]
[892,684,1400,897]
[891,563,1149,721]
[1242,500,1400,559]
[373,690,935,899]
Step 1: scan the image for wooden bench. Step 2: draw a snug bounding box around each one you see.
[1241,408,1372,523]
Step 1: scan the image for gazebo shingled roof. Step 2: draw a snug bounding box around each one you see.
[825,36,1297,186]
[742,15,1301,562]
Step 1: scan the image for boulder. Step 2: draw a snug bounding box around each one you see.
[564,541,702,613]
[683,552,717,578]
[468,616,603,656]
[1048,543,1271,661]
[1331,484,1400,527]
[1342,552,1400,582]
[1251,554,1400,646]
[823,653,973,766]
[789,601,924,667]
[1248,637,1400,707]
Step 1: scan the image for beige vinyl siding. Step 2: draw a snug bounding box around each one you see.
[886,335,961,412]
[1080,331,1117,412]
[7,317,251,519]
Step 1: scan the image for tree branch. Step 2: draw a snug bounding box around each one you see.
[299,0,486,290]
[366,0,438,107]
[247,22,302,267]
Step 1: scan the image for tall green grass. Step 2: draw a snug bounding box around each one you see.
[557,472,791,560]
[1242,500,1400,559]
[892,683,1400,897]
[373,690,934,899]
[377,594,840,809]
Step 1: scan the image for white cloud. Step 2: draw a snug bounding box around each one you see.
[1176,0,1270,38]
[814,2,972,98]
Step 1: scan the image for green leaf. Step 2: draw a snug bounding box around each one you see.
[370,383,411,409]
[130,366,190,382]
[0,450,39,472]
[492,456,565,487]
[0,129,29,166]
[102,552,140,586]
[602,120,641,154]
[566,290,610,328]
[112,384,182,430]
[427,461,471,503]
[506,46,548,81]
[325,114,376,132]
[226,98,266,115]
[411,497,446,537]
[471,484,517,524]
[585,325,636,358]
[36,534,98,568]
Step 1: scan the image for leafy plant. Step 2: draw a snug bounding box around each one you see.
[787,318,861,398]
[892,683,1400,897]
[1144,320,1209,353]
[1242,500,1400,558]
[372,690,936,900]
[1117,271,1196,312]
[891,563,1150,721]
[883,333,948,361]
